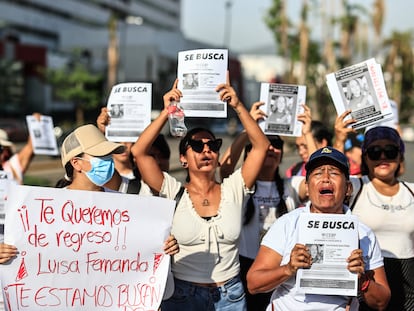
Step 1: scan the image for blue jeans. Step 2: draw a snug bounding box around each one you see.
[161,276,246,311]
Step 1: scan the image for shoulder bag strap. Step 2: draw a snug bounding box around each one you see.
[173,186,185,212]
[349,177,363,211]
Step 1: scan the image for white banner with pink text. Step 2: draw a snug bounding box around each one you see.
[0,185,175,311]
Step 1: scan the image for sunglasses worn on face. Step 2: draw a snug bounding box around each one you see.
[366,144,399,161]
[187,139,223,153]
[269,139,283,150]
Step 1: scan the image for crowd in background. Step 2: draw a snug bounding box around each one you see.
[0,71,412,311]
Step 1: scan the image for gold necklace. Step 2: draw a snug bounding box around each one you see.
[187,186,213,207]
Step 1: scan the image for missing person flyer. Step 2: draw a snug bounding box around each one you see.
[259,83,306,136]
[295,213,359,296]
[177,49,228,118]
[105,82,152,142]
[326,58,393,130]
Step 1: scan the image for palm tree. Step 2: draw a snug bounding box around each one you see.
[298,0,309,85]
[372,0,385,55]
[107,14,119,93]
[265,0,290,60]
[383,31,414,122]
[321,0,337,72]
[335,0,367,66]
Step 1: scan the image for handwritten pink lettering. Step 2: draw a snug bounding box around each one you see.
[55,229,112,252]
[117,282,161,309]
[37,253,81,275]
[37,198,55,224]
[28,224,49,247]
[86,252,149,274]
[61,200,130,227]
[34,285,114,307]
[4,282,162,309]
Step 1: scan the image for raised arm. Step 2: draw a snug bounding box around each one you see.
[16,113,42,176]
[132,80,182,193]
[216,74,269,189]
[333,110,356,153]
[219,101,266,179]
[96,107,110,134]
[297,104,317,156]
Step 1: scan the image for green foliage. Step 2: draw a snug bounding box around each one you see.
[264,0,290,55]
[46,63,103,110]
[264,0,414,125]
[384,31,414,122]
[0,59,24,114]
[23,175,54,187]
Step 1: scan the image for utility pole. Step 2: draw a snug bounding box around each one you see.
[223,1,233,48]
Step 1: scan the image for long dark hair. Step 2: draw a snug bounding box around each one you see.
[55,162,74,188]
[55,153,83,188]
[243,135,288,225]
[243,167,288,225]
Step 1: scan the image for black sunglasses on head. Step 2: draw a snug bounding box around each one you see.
[186,138,223,153]
[366,144,399,161]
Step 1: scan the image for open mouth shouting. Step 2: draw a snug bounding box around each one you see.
[319,186,334,196]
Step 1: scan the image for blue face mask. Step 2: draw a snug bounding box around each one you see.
[82,156,115,186]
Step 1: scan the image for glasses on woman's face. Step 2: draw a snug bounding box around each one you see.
[186,139,222,153]
[366,144,399,161]
[269,138,283,150]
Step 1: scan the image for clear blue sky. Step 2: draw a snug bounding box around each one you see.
[180,0,414,52]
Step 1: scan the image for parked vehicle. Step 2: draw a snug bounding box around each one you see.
[0,118,28,142]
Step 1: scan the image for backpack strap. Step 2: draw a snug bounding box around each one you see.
[173,186,185,212]
[126,178,142,194]
[401,181,414,198]
[349,177,363,211]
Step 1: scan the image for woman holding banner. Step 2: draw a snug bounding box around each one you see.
[0,125,179,274]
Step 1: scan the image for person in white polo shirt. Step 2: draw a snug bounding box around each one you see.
[247,147,390,311]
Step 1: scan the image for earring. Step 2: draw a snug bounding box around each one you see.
[181,161,187,167]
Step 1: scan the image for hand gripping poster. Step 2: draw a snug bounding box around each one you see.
[326,58,393,130]
[295,213,359,296]
[259,83,306,136]
[105,82,152,142]
[177,49,228,118]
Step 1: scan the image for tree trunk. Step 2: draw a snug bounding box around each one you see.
[108,15,119,93]
[76,104,85,126]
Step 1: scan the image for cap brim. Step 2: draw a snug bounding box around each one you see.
[306,157,349,178]
[0,139,14,147]
[84,141,125,157]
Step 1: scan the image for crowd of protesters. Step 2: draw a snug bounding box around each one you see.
[0,67,412,311]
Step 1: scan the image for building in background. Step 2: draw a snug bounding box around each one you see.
[0,0,243,126]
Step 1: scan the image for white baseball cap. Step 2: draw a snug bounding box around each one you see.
[0,129,14,147]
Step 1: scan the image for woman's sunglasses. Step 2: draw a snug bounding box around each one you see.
[269,138,284,150]
[366,144,399,161]
[186,139,222,153]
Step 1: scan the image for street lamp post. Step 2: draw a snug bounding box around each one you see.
[223,1,233,48]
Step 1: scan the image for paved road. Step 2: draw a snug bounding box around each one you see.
[24,137,414,187]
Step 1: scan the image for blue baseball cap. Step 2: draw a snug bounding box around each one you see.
[362,126,405,155]
[305,146,350,180]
